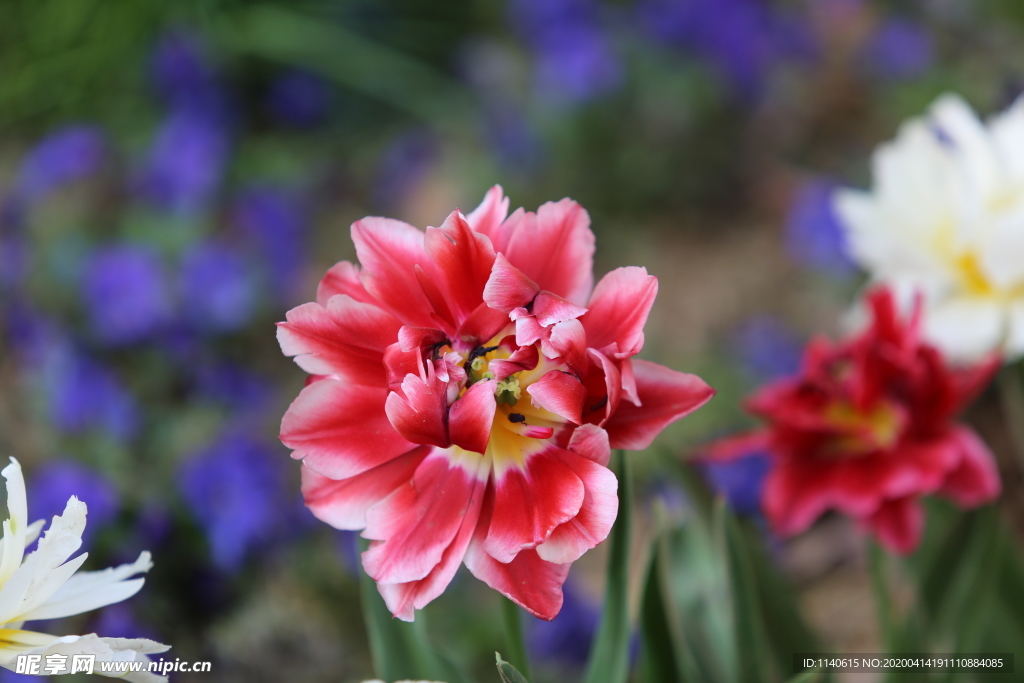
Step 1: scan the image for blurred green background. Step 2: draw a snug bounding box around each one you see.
[3,1,1024,681]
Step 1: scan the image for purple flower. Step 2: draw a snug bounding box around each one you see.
[729,315,803,381]
[82,244,173,346]
[13,125,106,201]
[508,0,622,103]
[179,241,256,333]
[528,576,598,666]
[139,105,230,215]
[861,18,934,81]
[150,28,218,108]
[784,179,855,276]
[266,69,332,128]
[232,187,308,303]
[27,459,119,547]
[178,432,289,572]
[0,235,29,289]
[192,361,273,419]
[44,346,139,442]
[699,452,771,516]
[637,0,814,99]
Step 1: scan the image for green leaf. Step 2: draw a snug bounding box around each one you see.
[640,513,704,683]
[583,451,634,683]
[358,539,465,683]
[495,652,530,683]
[714,499,772,683]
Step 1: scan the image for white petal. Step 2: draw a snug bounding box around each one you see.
[990,96,1024,186]
[0,459,29,587]
[1003,299,1024,361]
[978,208,1024,289]
[0,631,170,681]
[23,551,152,621]
[930,94,1002,207]
[922,296,1005,362]
[0,497,87,624]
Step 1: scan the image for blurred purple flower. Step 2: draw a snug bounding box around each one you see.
[12,125,106,202]
[484,106,544,173]
[82,244,173,346]
[178,432,289,572]
[334,529,361,575]
[729,315,803,381]
[28,459,119,547]
[372,130,438,211]
[266,69,332,128]
[43,344,139,442]
[637,0,814,99]
[0,236,29,289]
[785,179,855,276]
[700,452,770,516]
[150,28,218,108]
[192,361,273,418]
[233,186,308,303]
[861,18,934,81]
[508,0,622,103]
[528,576,598,666]
[179,241,256,333]
[139,105,230,215]
[0,670,45,682]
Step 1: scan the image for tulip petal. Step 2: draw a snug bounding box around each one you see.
[281,379,415,479]
[449,380,497,454]
[603,359,715,450]
[384,365,450,449]
[566,423,611,466]
[466,185,510,245]
[483,253,539,313]
[363,449,487,584]
[526,371,587,425]
[277,296,401,385]
[300,447,430,530]
[316,260,376,306]
[582,266,658,357]
[483,448,585,563]
[464,492,569,620]
[378,463,488,621]
[536,449,618,564]
[862,497,923,555]
[763,458,832,536]
[940,427,1001,507]
[425,210,497,323]
[352,216,437,328]
[503,199,595,306]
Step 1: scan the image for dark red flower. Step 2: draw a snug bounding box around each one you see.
[706,288,1001,554]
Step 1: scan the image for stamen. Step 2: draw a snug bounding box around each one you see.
[508,413,526,423]
[495,376,522,406]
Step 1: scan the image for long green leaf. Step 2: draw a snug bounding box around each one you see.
[358,540,465,683]
[715,499,772,683]
[583,451,634,683]
[495,652,530,683]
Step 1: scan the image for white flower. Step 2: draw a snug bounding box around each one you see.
[0,458,169,681]
[835,92,1024,362]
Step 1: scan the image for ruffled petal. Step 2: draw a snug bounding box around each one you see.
[277,296,401,386]
[483,253,539,313]
[465,185,510,246]
[763,458,832,536]
[582,349,622,426]
[566,423,611,466]
[425,210,497,324]
[384,364,451,449]
[502,199,595,306]
[449,380,497,454]
[300,448,430,530]
[582,266,658,357]
[526,371,587,425]
[363,449,486,585]
[483,447,585,563]
[377,457,489,621]
[281,379,415,479]
[603,359,715,450]
[535,449,618,564]
[464,514,569,621]
[351,216,437,327]
[316,260,376,306]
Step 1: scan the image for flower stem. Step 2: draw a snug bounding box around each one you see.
[996,364,1024,473]
[502,596,531,681]
[867,540,897,651]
